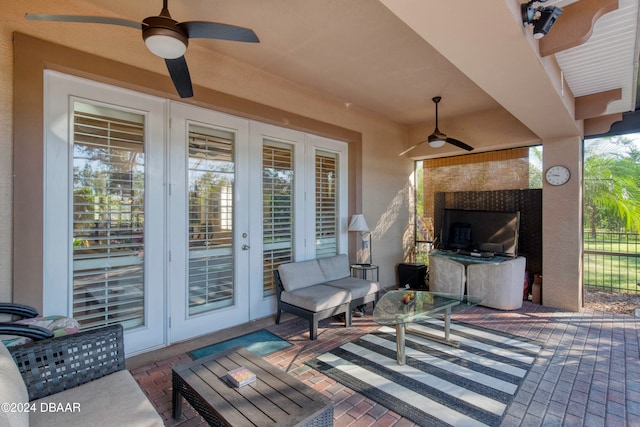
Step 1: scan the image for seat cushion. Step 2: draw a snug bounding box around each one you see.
[325,277,380,299]
[0,342,29,427]
[30,370,163,427]
[280,285,351,312]
[317,254,351,281]
[278,260,326,292]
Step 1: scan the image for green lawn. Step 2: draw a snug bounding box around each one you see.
[584,241,640,253]
[584,235,640,293]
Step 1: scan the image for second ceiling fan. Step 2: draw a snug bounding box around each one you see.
[399,96,474,156]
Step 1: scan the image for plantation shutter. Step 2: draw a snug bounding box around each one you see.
[315,150,338,257]
[187,124,235,315]
[72,102,146,330]
[262,142,294,296]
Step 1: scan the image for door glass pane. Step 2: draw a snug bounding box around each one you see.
[263,141,294,297]
[188,124,235,315]
[72,102,145,330]
[316,150,338,257]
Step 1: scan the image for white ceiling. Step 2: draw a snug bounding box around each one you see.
[550,0,640,114]
[13,0,640,140]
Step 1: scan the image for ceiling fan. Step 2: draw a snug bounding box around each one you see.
[26,0,259,98]
[399,96,474,156]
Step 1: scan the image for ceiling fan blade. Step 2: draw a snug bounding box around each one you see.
[398,141,426,156]
[165,56,193,98]
[446,137,474,151]
[25,14,143,30]
[179,21,259,42]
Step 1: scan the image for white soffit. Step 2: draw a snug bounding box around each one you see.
[549,0,640,114]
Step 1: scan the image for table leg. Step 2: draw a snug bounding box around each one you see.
[395,323,406,365]
[172,381,183,419]
[404,301,460,351]
[444,306,451,342]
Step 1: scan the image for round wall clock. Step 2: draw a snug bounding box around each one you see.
[545,165,571,186]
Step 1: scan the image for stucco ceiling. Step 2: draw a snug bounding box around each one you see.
[10,0,640,156]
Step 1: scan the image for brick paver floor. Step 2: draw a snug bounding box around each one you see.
[130,300,640,426]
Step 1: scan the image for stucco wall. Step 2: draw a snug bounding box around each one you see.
[0,26,13,302]
[542,136,583,311]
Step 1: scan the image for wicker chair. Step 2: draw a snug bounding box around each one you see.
[9,324,126,400]
[1,324,163,426]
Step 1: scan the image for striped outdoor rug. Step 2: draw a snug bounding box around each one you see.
[307,320,542,427]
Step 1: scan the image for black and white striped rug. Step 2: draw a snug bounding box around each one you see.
[307,320,542,427]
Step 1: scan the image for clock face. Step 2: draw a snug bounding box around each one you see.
[545,165,571,186]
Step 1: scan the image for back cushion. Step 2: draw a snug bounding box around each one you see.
[278,260,327,292]
[0,342,29,427]
[317,254,350,281]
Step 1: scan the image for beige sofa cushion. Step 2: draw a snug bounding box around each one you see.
[317,254,350,281]
[280,284,351,312]
[326,277,379,299]
[0,342,29,427]
[30,370,162,427]
[278,260,326,292]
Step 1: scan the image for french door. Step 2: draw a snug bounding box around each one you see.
[248,123,305,319]
[247,123,349,319]
[44,72,166,354]
[168,103,251,340]
[43,71,347,354]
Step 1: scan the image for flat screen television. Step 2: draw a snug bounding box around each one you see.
[439,209,520,257]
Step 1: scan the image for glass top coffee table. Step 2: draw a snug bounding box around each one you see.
[373,290,481,364]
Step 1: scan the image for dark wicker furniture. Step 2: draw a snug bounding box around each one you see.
[0,302,40,318]
[173,346,334,426]
[9,324,125,400]
[0,302,55,341]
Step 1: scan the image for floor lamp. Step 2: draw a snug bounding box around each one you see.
[348,214,372,265]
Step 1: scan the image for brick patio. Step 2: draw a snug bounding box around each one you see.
[129,301,640,426]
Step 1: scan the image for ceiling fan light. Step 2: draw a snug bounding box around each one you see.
[428,138,446,148]
[144,34,187,59]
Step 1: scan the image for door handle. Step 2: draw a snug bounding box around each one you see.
[242,244,250,250]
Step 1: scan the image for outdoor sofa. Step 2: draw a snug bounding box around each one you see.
[0,323,163,427]
[274,254,380,339]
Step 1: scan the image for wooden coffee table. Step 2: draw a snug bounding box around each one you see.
[172,346,333,426]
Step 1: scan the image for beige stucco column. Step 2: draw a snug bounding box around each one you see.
[542,136,583,311]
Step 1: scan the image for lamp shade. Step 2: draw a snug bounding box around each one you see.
[348,214,369,232]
